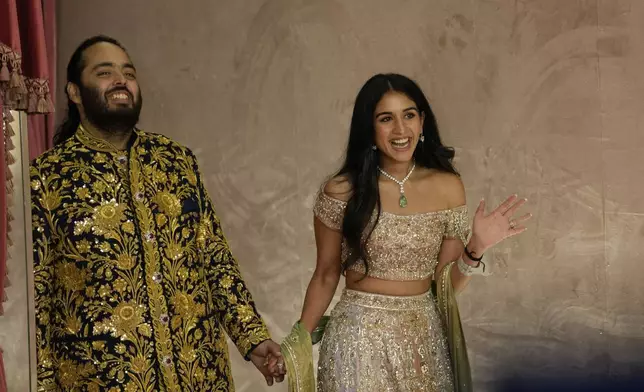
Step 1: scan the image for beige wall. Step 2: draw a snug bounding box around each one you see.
[48,0,644,391]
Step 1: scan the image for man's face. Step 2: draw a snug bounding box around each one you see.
[72,42,142,133]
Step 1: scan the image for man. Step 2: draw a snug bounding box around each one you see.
[31,35,285,391]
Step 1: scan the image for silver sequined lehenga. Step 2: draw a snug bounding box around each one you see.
[310,191,472,392]
[318,289,454,391]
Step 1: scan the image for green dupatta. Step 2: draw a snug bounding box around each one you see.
[281,262,472,391]
[432,261,473,392]
[280,317,328,392]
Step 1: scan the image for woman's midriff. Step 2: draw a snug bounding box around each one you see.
[345,270,432,296]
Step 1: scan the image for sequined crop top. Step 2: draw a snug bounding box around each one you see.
[313,190,471,281]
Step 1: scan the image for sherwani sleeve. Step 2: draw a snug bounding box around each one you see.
[30,166,59,391]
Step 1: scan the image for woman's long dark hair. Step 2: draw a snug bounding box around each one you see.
[339,73,459,276]
[53,35,127,146]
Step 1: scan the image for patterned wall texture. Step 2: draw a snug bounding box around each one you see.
[47,0,644,390]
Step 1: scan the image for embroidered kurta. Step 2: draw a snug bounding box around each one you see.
[30,127,270,392]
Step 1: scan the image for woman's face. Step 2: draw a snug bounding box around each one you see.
[373,91,424,166]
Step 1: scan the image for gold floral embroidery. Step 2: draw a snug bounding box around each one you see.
[172,292,205,319]
[93,152,107,164]
[179,346,197,363]
[137,323,152,338]
[124,381,139,392]
[31,128,270,391]
[31,179,41,190]
[94,302,145,338]
[165,243,183,260]
[154,191,182,217]
[93,200,126,231]
[115,253,136,269]
[196,222,207,248]
[58,360,81,388]
[42,189,61,210]
[186,171,197,186]
[237,304,258,323]
[156,214,167,226]
[115,343,126,354]
[92,181,107,194]
[168,172,179,185]
[220,276,233,289]
[75,187,90,199]
[131,356,148,374]
[113,278,127,293]
[152,169,168,185]
[122,221,135,234]
[56,263,87,291]
[65,316,81,334]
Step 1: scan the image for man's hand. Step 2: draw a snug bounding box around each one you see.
[249,340,286,386]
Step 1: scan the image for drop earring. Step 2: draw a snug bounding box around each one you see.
[372,145,377,150]
[420,135,425,142]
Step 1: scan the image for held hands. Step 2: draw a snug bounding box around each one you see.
[469,194,532,254]
[249,340,286,386]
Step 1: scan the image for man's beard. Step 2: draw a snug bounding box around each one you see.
[80,84,142,134]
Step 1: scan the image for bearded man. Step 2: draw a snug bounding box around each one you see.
[30,35,284,392]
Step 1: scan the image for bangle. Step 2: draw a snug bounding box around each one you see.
[464,247,483,262]
[458,257,486,276]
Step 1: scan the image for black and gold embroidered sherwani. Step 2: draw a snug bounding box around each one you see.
[30,127,270,391]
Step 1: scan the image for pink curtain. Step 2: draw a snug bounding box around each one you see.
[1,0,56,155]
[17,0,56,160]
[0,0,56,390]
[41,0,56,160]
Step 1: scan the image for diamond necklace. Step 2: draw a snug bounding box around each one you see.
[377,163,416,208]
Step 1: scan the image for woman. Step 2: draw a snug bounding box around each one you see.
[280,73,531,391]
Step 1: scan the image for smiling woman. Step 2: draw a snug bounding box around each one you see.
[281,73,531,392]
[373,91,426,208]
[373,91,424,161]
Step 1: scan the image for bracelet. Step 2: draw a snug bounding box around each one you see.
[464,247,483,262]
[457,257,486,276]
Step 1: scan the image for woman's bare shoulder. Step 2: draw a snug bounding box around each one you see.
[417,168,465,208]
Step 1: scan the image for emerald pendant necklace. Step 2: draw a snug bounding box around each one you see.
[378,163,415,208]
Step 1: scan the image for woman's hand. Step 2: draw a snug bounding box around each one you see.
[249,340,285,386]
[469,194,532,254]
